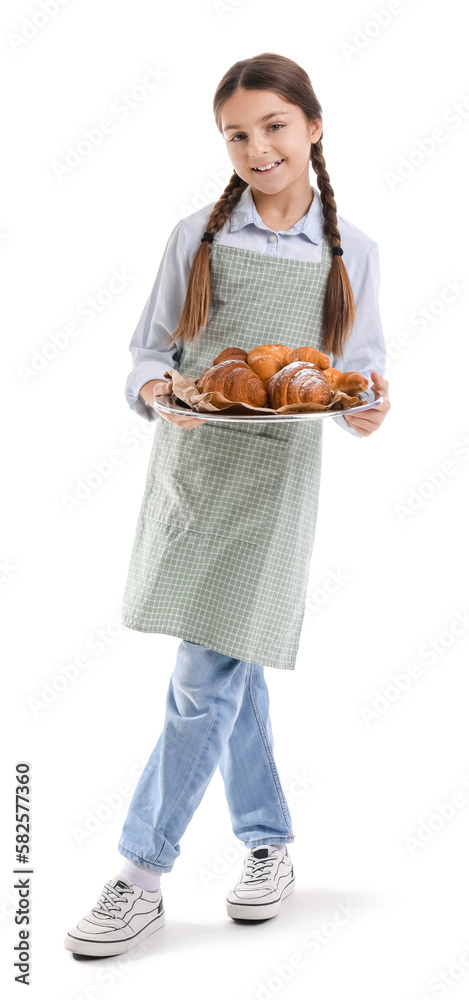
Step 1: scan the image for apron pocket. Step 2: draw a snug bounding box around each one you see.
[143,424,289,545]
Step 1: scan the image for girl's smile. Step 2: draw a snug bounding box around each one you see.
[251,159,284,173]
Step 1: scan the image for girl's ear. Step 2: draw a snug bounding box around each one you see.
[309,118,322,142]
[310,119,322,143]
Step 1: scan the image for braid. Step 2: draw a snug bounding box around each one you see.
[167,171,247,347]
[206,170,247,236]
[310,140,341,246]
[310,141,356,358]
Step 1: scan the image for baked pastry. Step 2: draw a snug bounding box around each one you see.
[196,359,267,408]
[267,361,332,408]
[322,367,368,394]
[246,344,291,382]
[212,347,248,366]
[193,344,368,411]
[283,346,331,369]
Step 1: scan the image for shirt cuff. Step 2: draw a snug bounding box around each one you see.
[125,361,175,422]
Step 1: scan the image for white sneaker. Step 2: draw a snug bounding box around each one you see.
[226,845,295,920]
[64,875,165,957]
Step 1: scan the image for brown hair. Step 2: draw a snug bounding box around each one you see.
[168,52,356,359]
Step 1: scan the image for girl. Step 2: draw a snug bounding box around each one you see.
[64,52,390,958]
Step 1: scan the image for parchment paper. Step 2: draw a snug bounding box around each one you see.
[162,368,364,415]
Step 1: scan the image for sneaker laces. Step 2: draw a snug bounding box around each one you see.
[243,855,274,884]
[93,881,134,918]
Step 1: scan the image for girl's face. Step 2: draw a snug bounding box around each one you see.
[220,88,322,192]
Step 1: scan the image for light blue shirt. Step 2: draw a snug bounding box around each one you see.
[125,184,387,437]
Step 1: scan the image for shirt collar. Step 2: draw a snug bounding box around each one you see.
[229,184,323,244]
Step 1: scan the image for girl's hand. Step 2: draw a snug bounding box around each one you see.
[152,379,207,429]
[342,371,390,436]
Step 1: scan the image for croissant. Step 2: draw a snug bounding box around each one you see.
[283,346,331,370]
[196,359,267,408]
[322,367,369,394]
[212,347,248,366]
[246,344,291,382]
[267,361,332,408]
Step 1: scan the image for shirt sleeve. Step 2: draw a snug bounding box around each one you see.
[330,242,387,439]
[124,218,190,421]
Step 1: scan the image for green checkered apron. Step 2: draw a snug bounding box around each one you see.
[120,229,334,670]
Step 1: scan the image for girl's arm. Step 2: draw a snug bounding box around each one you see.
[330,243,388,438]
[125,218,191,422]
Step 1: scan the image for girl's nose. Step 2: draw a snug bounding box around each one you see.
[247,144,271,159]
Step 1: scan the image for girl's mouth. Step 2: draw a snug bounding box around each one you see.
[251,159,284,174]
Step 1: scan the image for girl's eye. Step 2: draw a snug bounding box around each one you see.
[230,123,284,142]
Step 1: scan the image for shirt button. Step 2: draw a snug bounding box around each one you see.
[268,234,277,242]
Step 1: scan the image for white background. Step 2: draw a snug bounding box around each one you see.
[2,0,469,997]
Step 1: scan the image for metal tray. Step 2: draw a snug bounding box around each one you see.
[153,393,384,423]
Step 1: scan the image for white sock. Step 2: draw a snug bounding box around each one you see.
[269,843,287,854]
[118,859,162,892]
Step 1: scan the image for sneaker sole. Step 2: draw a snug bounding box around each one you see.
[225,875,295,920]
[64,906,165,957]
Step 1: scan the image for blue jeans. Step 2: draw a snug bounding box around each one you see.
[118,640,295,873]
